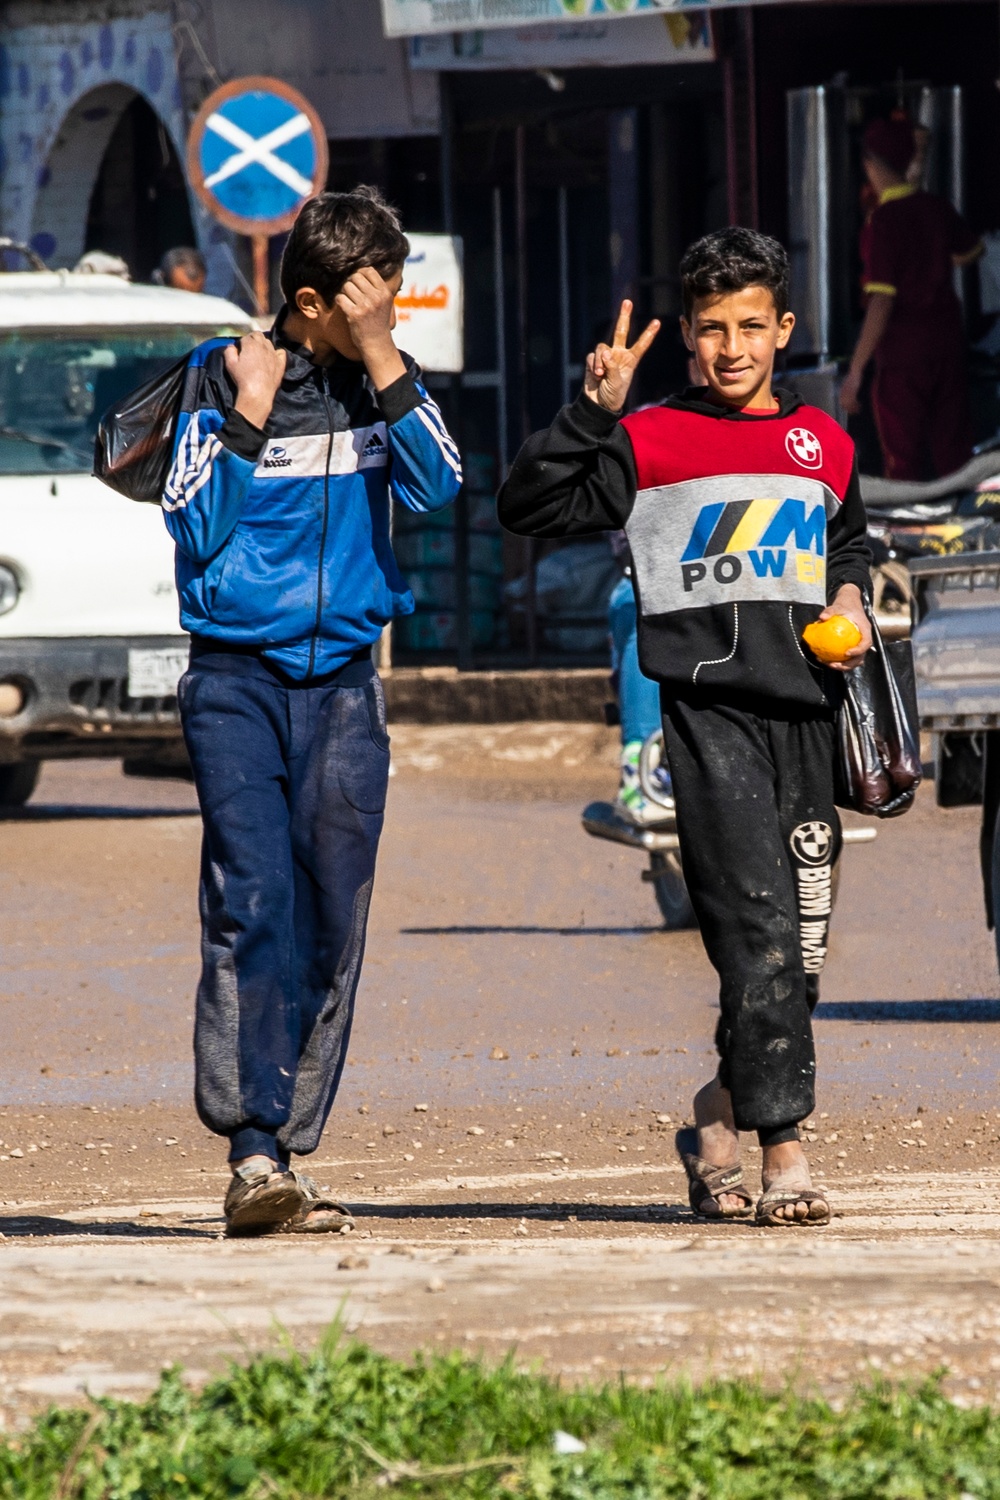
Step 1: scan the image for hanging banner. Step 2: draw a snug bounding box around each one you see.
[394,234,464,373]
[382,0,811,39]
[408,13,713,66]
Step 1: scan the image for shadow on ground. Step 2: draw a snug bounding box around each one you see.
[350,1200,695,1225]
[0,807,197,823]
[816,999,1000,1022]
[400,925,666,937]
[0,1215,220,1239]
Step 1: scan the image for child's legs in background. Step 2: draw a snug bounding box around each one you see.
[608,575,661,747]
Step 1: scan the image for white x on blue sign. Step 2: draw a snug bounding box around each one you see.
[192,83,324,232]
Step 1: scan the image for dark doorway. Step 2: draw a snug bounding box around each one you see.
[85,96,196,282]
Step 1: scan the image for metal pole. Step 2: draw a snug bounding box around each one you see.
[492,185,508,479]
[558,184,571,408]
[441,75,471,671]
[251,233,270,319]
[515,123,536,663]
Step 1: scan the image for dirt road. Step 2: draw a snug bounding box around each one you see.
[1,729,1000,1426]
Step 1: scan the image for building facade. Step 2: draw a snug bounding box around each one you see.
[1,0,998,666]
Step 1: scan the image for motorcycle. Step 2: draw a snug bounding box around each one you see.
[582,728,876,929]
[863,438,1000,639]
[862,438,1000,817]
[582,730,695,930]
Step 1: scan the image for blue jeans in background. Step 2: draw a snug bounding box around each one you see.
[608,575,661,747]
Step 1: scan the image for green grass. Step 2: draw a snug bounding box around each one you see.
[2,1331,999,1499]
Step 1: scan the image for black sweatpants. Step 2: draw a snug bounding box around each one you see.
[661,690,841,1134]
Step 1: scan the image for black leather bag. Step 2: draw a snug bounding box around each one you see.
[92,352,190,503]
[833,609,922,818]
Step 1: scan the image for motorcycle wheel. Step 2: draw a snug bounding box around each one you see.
[648,850,697,930]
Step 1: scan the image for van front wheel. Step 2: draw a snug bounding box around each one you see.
[0,761,40,807]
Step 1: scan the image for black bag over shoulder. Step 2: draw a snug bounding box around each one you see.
[93,352,190,503]
[833,608,922,819]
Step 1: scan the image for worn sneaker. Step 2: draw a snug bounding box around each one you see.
[614,740,674,826]
[224,1157,304,1237]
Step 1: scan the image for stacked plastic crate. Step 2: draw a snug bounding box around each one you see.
[392,450,505,654]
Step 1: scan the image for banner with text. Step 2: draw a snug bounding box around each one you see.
[383,0,809,39]
[394,234,464,373]
[408,13,713,66]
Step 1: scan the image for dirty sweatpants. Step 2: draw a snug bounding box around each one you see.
[179,648,389,1165]
[661,689,840,1134]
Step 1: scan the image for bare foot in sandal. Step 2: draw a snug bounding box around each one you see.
[689,1075,749,1217]
[758,1140,829,1226]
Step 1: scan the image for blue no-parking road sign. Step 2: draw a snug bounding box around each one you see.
[187,76,328,236]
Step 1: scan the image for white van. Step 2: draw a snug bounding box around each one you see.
[0,271,253,805]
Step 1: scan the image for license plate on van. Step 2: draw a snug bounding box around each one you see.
[127,647,189,698]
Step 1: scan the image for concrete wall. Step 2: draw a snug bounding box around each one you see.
[203,0,439,140]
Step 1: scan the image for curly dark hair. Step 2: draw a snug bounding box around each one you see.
[279,186,409,306]
[679,227,789,320]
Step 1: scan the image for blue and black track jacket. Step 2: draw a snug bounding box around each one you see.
[162,309,462,679]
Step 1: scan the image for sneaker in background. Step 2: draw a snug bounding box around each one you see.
[614,740,674,826]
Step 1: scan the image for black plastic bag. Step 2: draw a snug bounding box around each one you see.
[93,352,190,503]
[834,608,922,818]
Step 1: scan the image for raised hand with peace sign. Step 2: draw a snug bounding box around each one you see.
[584,299,661,413]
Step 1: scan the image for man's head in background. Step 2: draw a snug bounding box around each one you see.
[160,247,207,294]
[862,118,916,194]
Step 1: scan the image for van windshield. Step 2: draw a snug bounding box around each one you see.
[0,327,240,475]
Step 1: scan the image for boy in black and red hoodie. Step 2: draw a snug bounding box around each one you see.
[498,229,872,1227]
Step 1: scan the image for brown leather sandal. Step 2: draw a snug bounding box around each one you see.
[675,1128,754,1219]
[755,1185,830,1227]
[275,1172,356,1234]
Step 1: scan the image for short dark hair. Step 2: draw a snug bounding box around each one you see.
[679,227,789,320]
[279,186,409,306]
[160,246,205,279]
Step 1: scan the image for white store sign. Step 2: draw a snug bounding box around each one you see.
[394,234,464,373]
[383,0,817,37]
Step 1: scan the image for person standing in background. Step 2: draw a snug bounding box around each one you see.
[840,117,983,479]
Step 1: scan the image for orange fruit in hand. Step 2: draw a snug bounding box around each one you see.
[802,614,863,665]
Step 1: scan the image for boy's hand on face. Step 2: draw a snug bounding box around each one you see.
[337,266,395,351]
[225,332,287,431]
[336,266,406,390]
[584,300,660,413]
[819,583,872,671]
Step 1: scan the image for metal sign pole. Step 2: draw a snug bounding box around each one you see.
[251,233,270,319]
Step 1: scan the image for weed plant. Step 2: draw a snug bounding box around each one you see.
[2,1331,999,1499]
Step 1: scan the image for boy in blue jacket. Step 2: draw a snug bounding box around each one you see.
[163,187,461,1234]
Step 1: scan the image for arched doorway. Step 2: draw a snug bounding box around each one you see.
[86,93,196,281]
[31,84,196,280]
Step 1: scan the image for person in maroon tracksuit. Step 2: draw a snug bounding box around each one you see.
[500,229,872,1227]
[840,117,983,479]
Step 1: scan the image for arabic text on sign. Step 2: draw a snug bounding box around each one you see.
[396,284,450,312]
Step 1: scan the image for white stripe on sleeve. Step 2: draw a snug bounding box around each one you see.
[413,404,463,480]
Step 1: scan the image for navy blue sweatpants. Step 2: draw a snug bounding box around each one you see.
[179,649,389,1164]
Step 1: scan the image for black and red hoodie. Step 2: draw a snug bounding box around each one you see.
[497,386,871,707]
